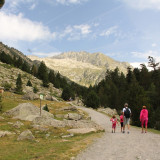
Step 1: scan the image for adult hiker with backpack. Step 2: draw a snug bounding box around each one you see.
[123,103,131,134]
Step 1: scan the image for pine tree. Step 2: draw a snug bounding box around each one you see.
[148,56,159,71]
[16,57,23,69]
[61,86,74,101]
[33,85,39,93]
[84,90,100,109]
[15,74,23,94]
[48,70,55,84]
[26,80,32,87]
[31,65,38,77]
[0,51,13,64]
[37,61,49,87]
[22,62,30,73]
[43,104,49,112]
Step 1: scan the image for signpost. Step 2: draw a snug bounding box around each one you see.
[39,94,44,116]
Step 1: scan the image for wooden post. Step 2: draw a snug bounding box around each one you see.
[39,94,44,116]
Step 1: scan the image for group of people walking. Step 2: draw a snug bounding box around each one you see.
[110,103,148,133]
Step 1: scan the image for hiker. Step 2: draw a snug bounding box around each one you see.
[140,106,148,133]
[110,115,118,133]
[123,103,131,134]
[120,112,124,132]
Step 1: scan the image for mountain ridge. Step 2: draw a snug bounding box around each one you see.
[29,51,132,87]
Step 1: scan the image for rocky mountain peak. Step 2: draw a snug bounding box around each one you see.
[29,51,132,87]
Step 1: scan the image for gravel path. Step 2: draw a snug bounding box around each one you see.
[75,106,160,160]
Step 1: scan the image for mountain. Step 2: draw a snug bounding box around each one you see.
[29,51,132,87]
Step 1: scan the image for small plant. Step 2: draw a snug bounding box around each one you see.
[2,82,12,91]
[26,80,32,87]
[43,104,49,112]
[33,85,39,93]
[15,74,23,94]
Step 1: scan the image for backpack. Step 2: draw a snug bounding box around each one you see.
[124,108,130,118]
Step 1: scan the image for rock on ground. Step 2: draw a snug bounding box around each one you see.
[33,116,65,127]
[13,121,24,128]
[97,107,118,116]
[22,92,39,100]
[64,120,104,132]
[17,130,35,141]
[64,113,82,120]
[0,131,15,137]
[59,106,77,111]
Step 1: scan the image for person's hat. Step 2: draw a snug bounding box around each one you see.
[124,103,128,107]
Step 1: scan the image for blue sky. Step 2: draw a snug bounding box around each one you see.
[1,0,160,67]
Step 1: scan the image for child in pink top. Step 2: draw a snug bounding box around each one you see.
[140,106,148,133]
[120,112,124,132]
[110,115,118,133]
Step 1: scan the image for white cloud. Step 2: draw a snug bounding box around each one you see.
[131,50,160,70]
[57,24,91,40]
[0,12,54,42]
[6,0,36,12]
[130,62,147,68]
[131,50,160,60]
[100,26,118,37]
[122,0,160,10]
[152,43,157,47]
[74,24,91,34]
[56,0,88,5]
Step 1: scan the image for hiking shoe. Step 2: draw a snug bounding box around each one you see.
[127,131,130,134]
[123,131,125,133]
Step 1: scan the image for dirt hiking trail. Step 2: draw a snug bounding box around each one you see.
[75,106,160,160]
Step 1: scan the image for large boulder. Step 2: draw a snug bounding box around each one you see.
[17,130,35,141]
[64,113,82,120]
[32,125,49,132]
[22,92,39,100]
[97,107,118,116]
[64,120,104,131]
[59,106,77,112]
[33,116,65,128]
[4,103,54,121]
[45,95,59,102]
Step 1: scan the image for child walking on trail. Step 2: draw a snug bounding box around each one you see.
[110,115,118,133]
[120,112,124,132]
[140,106,148,133]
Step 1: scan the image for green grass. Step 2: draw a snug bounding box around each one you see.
[146,128,160,134]
[130,125,160,134]
[0,63,14,69]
